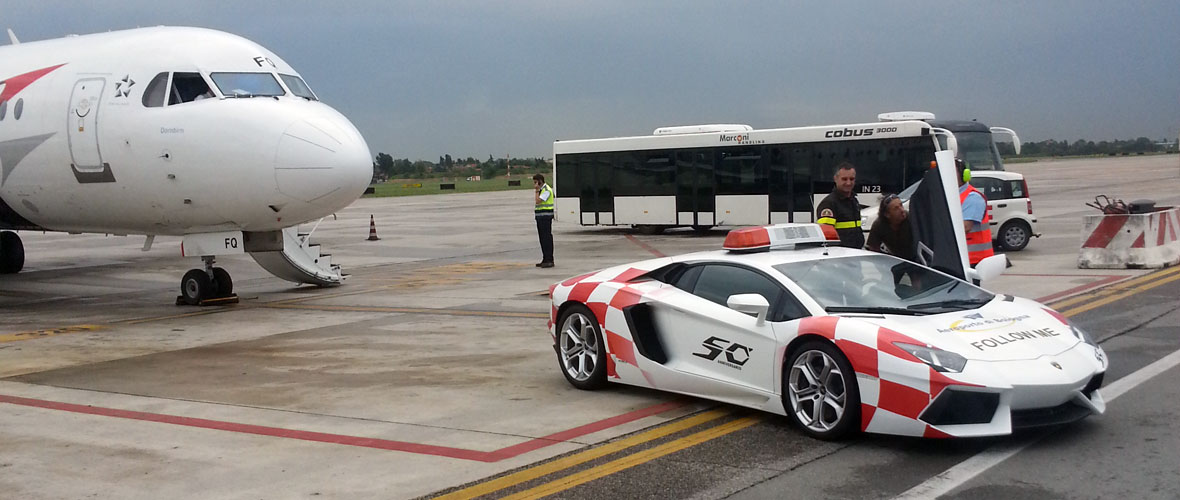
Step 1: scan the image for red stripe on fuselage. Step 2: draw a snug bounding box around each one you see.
[1,64,67,102]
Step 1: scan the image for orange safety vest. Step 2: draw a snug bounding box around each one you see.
[959,185,994,265]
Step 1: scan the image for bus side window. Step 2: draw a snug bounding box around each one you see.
[141,72,169,108]
[168,72,214,104]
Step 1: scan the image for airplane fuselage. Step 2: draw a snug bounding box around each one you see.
[0,26,372,236]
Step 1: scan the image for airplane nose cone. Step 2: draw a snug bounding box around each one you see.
[274,114,372,208]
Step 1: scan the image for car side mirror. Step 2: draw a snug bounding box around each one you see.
[727,293,770,325]
[968,254,1009,285]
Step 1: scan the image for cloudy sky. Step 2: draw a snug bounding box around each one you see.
[8,1,1179,160]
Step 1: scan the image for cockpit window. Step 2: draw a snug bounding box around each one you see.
[142,72,169,107]
[279,74,317,100]
[169,72,215,105]
[210,72,285,98]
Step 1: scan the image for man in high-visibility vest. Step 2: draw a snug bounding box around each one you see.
[533,173,555,268]
[815,162,865,248]
[956,158,994,265]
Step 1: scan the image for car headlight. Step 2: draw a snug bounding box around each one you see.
[1069,323,1097,347]
[893,342,967,373]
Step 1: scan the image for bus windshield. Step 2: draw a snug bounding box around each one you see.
[953,131,1004,171]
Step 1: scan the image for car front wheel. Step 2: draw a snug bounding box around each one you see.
[998,220,1031,251]
[556,304,607,390]
[785,340,860,440]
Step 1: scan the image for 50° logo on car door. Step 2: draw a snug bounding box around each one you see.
[692,336,752,370]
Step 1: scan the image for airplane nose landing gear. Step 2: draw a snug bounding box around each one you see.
[178,255,238,306]
[0,231,24,274]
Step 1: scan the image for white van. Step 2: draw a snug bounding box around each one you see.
[860,170,1039,251]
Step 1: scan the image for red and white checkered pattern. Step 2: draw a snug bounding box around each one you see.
[774,316,978,438]
[552,262,983,437]
[550,260,670,385]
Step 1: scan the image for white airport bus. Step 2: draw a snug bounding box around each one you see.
[552,120,946,230]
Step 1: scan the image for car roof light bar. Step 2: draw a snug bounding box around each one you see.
[723,223,835,252]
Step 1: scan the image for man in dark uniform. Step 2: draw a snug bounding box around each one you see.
[815,162,865,248]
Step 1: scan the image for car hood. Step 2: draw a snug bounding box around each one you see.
[843,297,1082,362]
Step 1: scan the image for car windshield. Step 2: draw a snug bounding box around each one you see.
[954,131,1004,171]
[279,74,317,100]
[773,254,994,314]
[210,72,286,98]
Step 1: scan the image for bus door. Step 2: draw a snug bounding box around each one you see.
[585,153,614,225]
[675,150,715,227]
[768,146,814,223]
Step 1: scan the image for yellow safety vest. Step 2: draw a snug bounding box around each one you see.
[536,184,554,213]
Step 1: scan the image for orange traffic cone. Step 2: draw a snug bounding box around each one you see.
[367,215,380,241]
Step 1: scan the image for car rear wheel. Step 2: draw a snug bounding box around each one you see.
[785,340,860,440]
[557,304,607,390]
[998,220,1031,251]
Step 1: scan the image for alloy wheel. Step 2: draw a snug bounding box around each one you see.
[560,311,600,382]
[788,349,849,433]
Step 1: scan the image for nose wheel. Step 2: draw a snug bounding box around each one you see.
[0,231,24,274]
[178,256,238,306]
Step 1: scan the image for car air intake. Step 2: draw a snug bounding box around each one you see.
[919,390,1000,426]
[1081,373,1104,398]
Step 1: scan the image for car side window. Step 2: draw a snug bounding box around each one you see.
[1008,180,1025,198]
[691,264,785,312]
[671,265,703,292]
[776,291,810,321]
[970,177,1005,200]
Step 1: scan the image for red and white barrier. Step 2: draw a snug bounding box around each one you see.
[1078,207,1180,269]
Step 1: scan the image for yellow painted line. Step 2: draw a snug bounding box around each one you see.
[0,325,105,343]
[1059,270,1180,318]
[262,303,548,319]
[264,286,390,307]
[434,409,730,500]
[1049,267,1180,310]
[116,309,233,325]
[500,416,761,500]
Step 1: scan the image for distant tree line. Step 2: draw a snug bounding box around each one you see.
[999,137,1175,157]
[371,153,550,182]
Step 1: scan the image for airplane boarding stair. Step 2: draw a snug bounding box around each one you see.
[249,226,345,286]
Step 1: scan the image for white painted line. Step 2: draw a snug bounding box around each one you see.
[1100,348,1180,401]
[895,347,1180,500]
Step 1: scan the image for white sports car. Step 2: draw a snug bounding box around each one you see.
[548,224,1106,439]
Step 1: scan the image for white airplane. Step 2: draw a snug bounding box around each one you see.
[0,26,372,304]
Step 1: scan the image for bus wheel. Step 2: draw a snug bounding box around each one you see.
[633,225,666,235]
